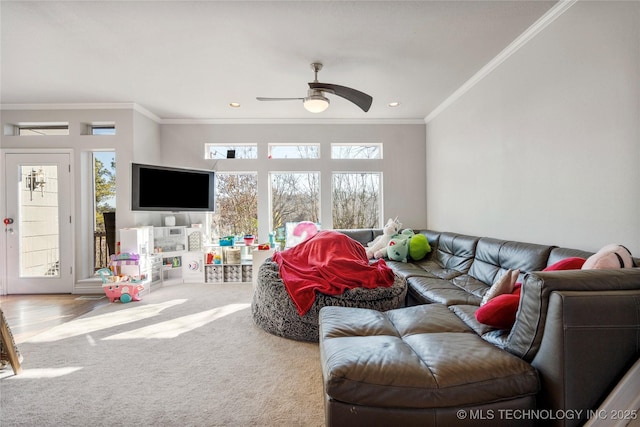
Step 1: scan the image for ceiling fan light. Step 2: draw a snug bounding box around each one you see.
[303,96,330,113]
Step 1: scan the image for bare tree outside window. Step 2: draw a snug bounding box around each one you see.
[203,142,384,239]
[269,144,320,159]
[332,173,381,229]
[331,143,381,159]
[211,172,258,238]
[270,172,320,231]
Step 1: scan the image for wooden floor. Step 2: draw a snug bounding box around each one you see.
[0,294,110,344]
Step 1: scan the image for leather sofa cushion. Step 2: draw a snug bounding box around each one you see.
[407,276,482,306]
[416,229,441,253]
[449,305,513,349]
[320,304,540,409]
[385,260,438,279]
[449,304,497,337]
[387,259,467,281]
[469,238,553,286]
[547,247,593,266]
[432,232,479,273]
[417,260,465,280]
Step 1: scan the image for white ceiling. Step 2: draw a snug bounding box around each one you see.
[0,1,557,122]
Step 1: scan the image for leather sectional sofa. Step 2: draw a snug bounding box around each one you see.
[320,229,640,426]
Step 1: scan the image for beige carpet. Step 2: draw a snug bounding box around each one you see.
[0,283,324,426]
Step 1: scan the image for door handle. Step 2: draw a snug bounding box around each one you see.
[3,218,14,225]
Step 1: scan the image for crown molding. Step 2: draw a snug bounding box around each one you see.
[0,102,162,123]
[1,102,136,111]
[0,102,163,123]
[132,104,162,123]
[424,0,578,124]
[158,118,426,125]
[1,103,424,125]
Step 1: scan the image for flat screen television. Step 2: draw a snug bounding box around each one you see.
[131,163,215,212]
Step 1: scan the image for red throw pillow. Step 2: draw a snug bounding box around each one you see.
[475,286,522,329]
[543,257,586,271]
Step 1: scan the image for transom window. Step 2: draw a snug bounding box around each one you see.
[205,144,258,159]
[90,126,116,135]
[331,143,382,159]
[16,122,69,136]
[268,143,320,159]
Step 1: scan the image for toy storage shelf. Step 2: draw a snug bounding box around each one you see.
[160,251,183,284]
[153,227,188,284]
[204,244,255,284]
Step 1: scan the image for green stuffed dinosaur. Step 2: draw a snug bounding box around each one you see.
[386,229,431,263]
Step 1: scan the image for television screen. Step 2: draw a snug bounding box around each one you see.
[131,163,215,211]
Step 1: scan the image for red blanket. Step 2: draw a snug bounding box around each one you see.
[272,230,395,315]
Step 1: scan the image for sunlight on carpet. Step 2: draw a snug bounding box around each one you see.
[26,299,187,343]
[0,367,82,379]
[1,284,325,426]
[103,303,250,340]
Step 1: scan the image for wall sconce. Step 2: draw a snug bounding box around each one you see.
[26,168,46,200]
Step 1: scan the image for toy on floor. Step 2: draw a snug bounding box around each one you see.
[97,268,144,303]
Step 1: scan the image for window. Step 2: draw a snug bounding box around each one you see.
[16,123,69,136]
[205,144,257,159]
[332,173,381,229]
[270,172,320,232]
[268,143,320,159]
[91,126,116,135]
[202,140,383,238]
[331,143,382,159]
[209,172,258,239]
[93,151,116,270]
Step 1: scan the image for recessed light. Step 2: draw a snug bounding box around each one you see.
[229,102,241,108]
[388,102,400,108]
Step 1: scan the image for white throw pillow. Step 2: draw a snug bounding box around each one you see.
[481,268,520,306]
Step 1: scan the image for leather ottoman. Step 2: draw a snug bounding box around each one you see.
[319,304,540,426]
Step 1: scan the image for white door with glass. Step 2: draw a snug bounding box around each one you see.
[4,152,73,293]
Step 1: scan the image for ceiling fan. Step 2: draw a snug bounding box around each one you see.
[256,62,373,113]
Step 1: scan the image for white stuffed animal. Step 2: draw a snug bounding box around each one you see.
[366,218,402,259]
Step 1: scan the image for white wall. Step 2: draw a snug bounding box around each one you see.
[159,123,427,240]
[425,0,640,254]
[127,110,163,227]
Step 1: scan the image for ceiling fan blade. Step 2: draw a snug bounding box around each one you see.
[309,82,372,112]
[256,97,304,101]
